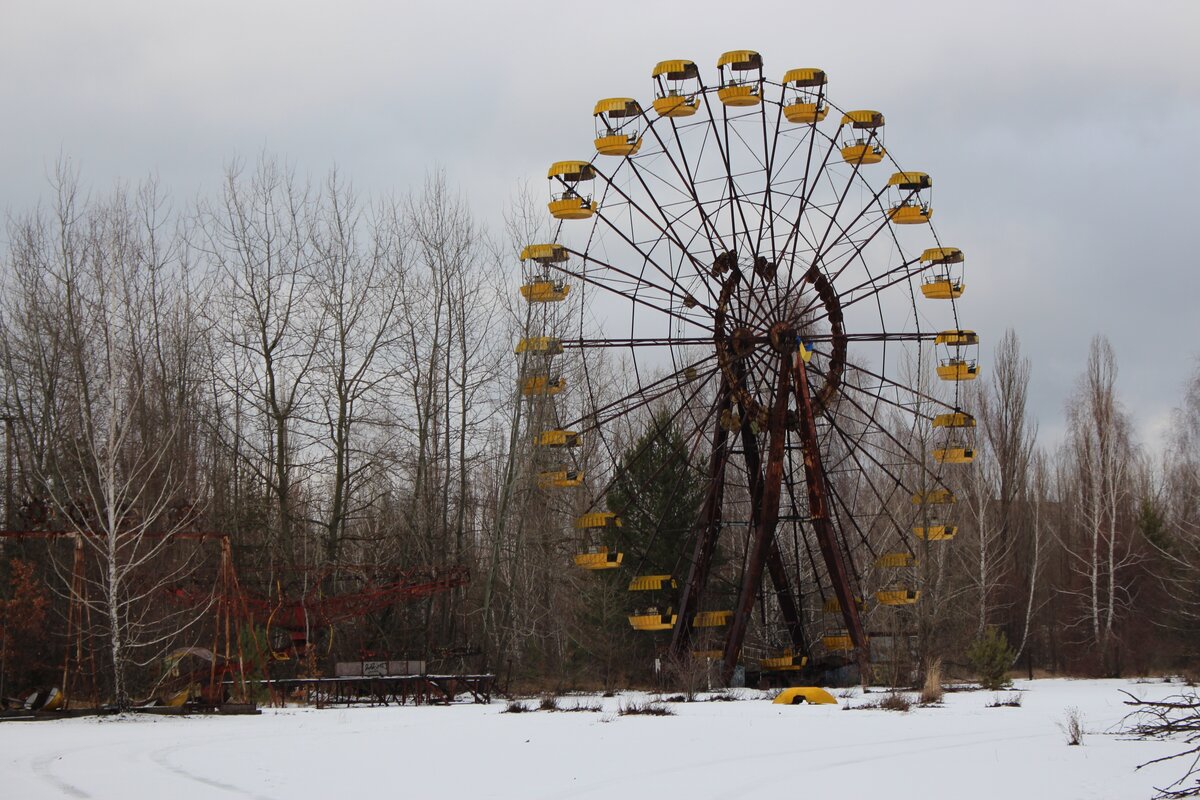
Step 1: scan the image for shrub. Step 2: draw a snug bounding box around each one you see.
[846,692,912,712]
[1060,706,1084,745]
[502,699,530,713]
[561,701,602,712]
[618,699,674,716]
[538,694,561,712]
[987,692,1023,708]
[967,627,1015,690]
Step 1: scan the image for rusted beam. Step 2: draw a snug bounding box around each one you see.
[737,409,807,655]
[722,352,791,685]
[791,354,870,673]
[669,383,732,660]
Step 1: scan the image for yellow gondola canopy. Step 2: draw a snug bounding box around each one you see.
[547,161,597,182]
[718,50,763,70]
[594,97,641,118]
[575,511,621,530]
[823,634,855,651]
[538,469,583,488]
[936,329,979,347]
[520,243,569,264]
[921,247,964,265]
[628,575,676,591]
[933,411,976,428]
[783,68,827,87]
[841,110,885,129]
[653,59,700,80]
[875,552,916,569]
[536,429,580,447]
[515,336,563,355]
[692,610,732,627]
[888,171,932,190]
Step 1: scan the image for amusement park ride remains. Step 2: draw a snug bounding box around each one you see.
[517,49,977,686]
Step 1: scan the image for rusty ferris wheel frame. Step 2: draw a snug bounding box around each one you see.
[523,52,976,684]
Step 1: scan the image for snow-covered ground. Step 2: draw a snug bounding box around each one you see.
[1,678,1192,799]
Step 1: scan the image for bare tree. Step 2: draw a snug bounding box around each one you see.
[1,169,209,709]
[1059,336,1141,673]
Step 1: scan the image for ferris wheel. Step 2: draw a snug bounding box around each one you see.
[516,50,978,683]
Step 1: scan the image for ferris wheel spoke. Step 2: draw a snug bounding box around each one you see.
[590,166,719,303]
[829,255,925,311]
[642,113,732,259]
[560,357,720,432]
[815,186,923,296]
[792,205,913,323]
[815,368,950,490]
[813,351,959,415]
[556,247,716,330]
[772,122,840,290]
[698,90,774,304]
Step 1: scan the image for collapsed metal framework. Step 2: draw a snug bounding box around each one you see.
[524,52,975,683]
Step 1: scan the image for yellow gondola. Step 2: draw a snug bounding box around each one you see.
[651,59,701,117]
[874,552,916,569]
[876,587,921,606]
[547,161,598,220]
[594,98,643,156]
[936,329,980,381]
[573,513,623,568]
[692,610,732,627]
[537,469,583,489]
[522,375,565,396]
[913,523,958,540]
[887,171,933,224]
[628,574,677,591]
[515,336,563,355]
[573,546,623,570]
[839,110,886,164]
[761,650,808,671]
[628,608,677,631]
[920,247,965,300]
[717,50,763,107]
[782,68,828,123]
[535,429,581,448]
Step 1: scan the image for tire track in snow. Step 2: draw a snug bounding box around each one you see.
[148,734,284,800]
[32,751,93,798]
[535,723,1046,800]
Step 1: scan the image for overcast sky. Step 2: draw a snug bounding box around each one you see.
[2,0,1197,448]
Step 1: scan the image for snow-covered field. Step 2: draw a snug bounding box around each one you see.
[1,679,1191,799]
